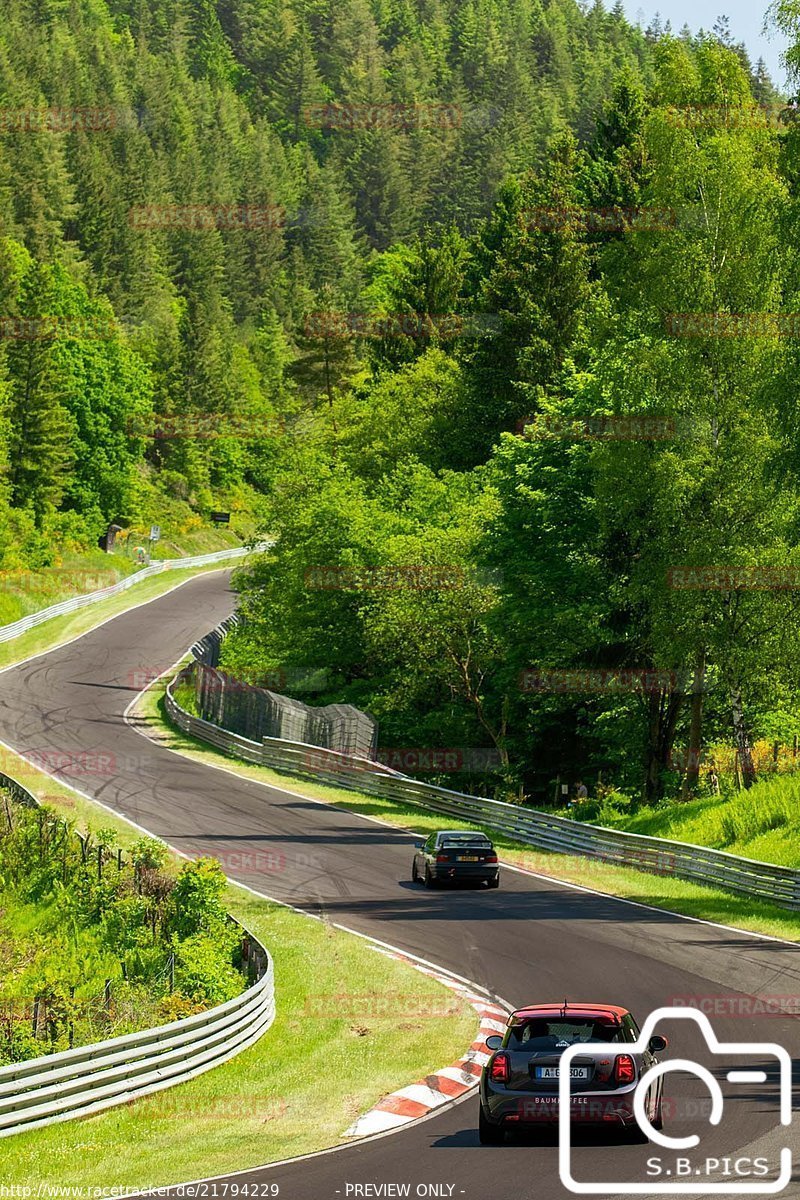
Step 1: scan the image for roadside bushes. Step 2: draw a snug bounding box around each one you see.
[566,789,634,826]
[0,797,246,1062]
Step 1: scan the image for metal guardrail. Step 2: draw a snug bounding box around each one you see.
[0,771,275,1137]
[0,544,269,646]
[165,666,800,913]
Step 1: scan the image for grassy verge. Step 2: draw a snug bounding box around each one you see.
[0,530,242,628]
[0,747,476,1192]
[141,682,800,945]
[571,776,800,870]
[0,558,247,674]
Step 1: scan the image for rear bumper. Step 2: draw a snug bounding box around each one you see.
[483,1089,637,1127]
[432,865,499,883]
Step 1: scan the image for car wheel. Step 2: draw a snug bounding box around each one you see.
[488,876,500,889]
[478,1105,505,1146]
[651,1093,664,1132]
[412,860,419,883]
[424,865,437,889]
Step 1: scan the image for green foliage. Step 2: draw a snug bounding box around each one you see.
[168,857,230,940]
[1,0,795,812]
[0,0,671,566]
[0,799,245,1061]
[224,31,800,810]
[172,928,243,1006]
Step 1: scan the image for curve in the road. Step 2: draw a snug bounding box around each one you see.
[0,571,796,1200]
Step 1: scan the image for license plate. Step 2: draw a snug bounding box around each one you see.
[535,1066,589,1080]
[457,855,479,862]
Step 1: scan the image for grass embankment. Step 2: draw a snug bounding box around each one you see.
[144,680,800,945]
[0,746,476,1192]
[575,775,800,869]
[0,558,246,675]
[0,527,243,629]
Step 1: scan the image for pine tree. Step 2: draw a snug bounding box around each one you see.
[5,260,75,522]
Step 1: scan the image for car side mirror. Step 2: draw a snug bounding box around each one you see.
[414,841,425,849]
[648,1034,668,1053]
[485,1034,503,1051]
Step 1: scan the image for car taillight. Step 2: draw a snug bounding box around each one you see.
[485,853,498,863]
[614,1054,636,1085]
[436,854,449,862]
[490,1053,510,1084]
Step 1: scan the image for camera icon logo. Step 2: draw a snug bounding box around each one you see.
[558,1006,792,1195]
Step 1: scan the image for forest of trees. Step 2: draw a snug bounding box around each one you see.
[0,0,674,562]
[2,0,800,801]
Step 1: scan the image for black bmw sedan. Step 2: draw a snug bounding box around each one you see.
[412,829,500,888]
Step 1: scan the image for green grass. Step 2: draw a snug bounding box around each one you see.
[0,886,173,1056]
[0,559,248,674]
[141,683,800,946]
[0,549,140,626]
[150,527,242,561]
[0,748,476,1193]
[0,528,240,631]
[583,774,800,870]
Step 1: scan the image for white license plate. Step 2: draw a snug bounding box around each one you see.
[535,1066,589,1080]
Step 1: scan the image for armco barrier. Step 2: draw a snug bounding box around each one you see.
[165,665,800,913]
[0,543,270,646]
[0,771,275,1137]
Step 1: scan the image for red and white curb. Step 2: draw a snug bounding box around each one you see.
[343,946,510,1138]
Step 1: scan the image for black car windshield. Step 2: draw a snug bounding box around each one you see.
[509,1019,622,1048]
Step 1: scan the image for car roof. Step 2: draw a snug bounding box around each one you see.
[509,1003,629,1022]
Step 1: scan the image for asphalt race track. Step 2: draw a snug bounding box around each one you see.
[0,571,797,1200]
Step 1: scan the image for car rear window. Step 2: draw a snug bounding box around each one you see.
[509,1018,622,1048]
[440,835,492,848]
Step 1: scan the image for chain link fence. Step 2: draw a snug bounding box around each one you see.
[190,617,378,759]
